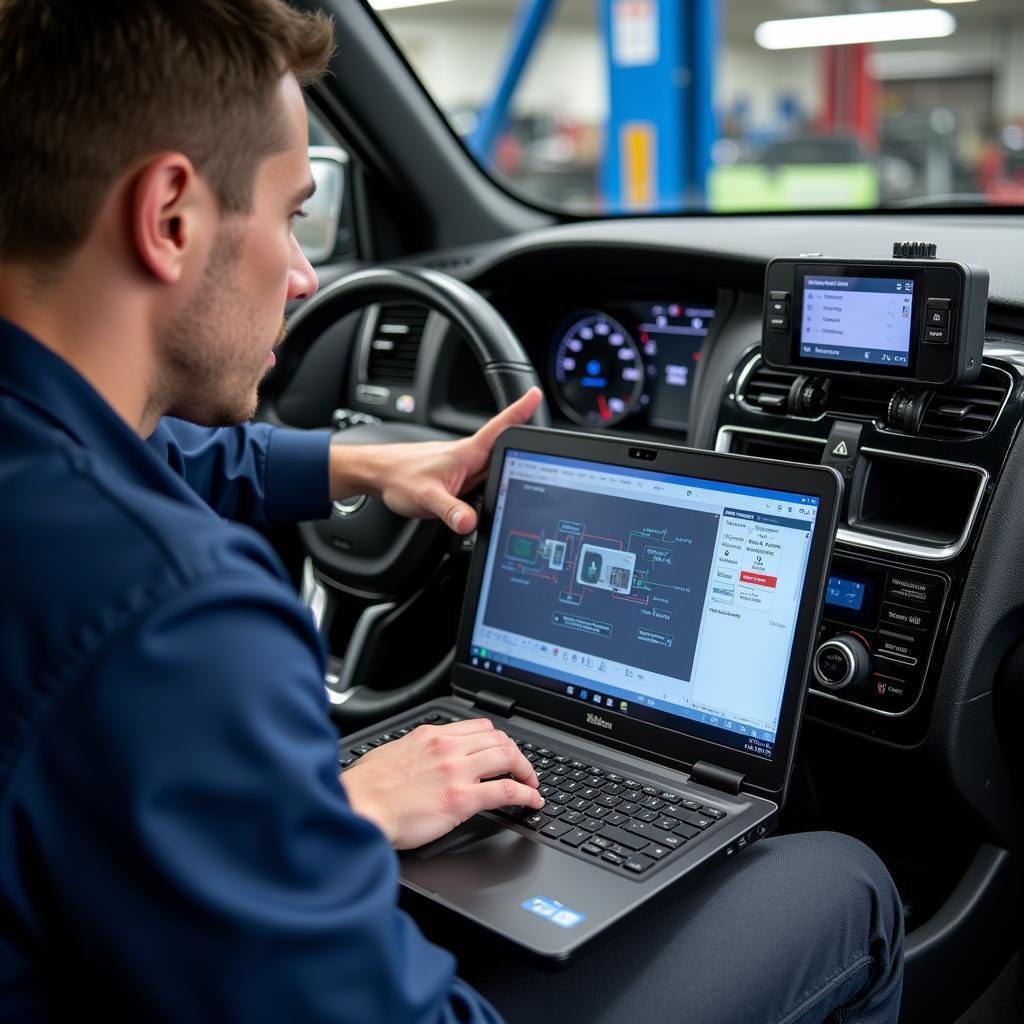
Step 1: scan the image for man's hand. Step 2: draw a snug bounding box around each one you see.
[330,387,543,535]
[341,718,545,850]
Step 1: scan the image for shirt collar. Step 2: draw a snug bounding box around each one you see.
[0,316,207,509]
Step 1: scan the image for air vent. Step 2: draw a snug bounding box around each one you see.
[741,358,892,421]
[365,303,428,385]
[739,355,1007,437]
[827,377,893,422]
[741,361,798,412]
[919,369,1008,440]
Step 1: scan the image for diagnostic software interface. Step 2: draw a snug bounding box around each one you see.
[469,450,820,760]
[800,274,914,368]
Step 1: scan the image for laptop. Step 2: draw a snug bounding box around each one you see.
[341,427,842,961]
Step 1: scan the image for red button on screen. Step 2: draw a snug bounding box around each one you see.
[740,572,778,588]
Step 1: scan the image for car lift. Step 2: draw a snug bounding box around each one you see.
[467,0,718,214]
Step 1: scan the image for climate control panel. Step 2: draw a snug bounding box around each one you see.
[810,554,947,716]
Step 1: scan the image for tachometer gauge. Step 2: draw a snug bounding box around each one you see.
[551,311,644,426]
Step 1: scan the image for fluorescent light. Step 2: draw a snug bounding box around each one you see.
[755,9,956,50]
[929,0,977,5]
[370,0,456,10]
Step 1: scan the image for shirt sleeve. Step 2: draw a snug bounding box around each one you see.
[5,569,503,1024]
[147,417,332,527]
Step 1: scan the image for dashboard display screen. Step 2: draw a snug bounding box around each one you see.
[800,275,914,368]
[637,302,716,429]
[825,576,866,611]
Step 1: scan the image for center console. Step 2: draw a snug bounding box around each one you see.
[714,244,1021,742]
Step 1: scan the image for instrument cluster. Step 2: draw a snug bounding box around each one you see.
[548,299,717,432]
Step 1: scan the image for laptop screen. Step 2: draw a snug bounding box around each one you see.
[467,449,821,762]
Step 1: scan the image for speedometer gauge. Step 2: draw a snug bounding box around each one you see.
[551,311,644,426]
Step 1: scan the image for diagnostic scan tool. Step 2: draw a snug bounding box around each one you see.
[761,243,988,387]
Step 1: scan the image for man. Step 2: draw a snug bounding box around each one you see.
[0,1,903,1021]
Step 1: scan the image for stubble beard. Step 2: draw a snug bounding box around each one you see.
[156,227,284,428]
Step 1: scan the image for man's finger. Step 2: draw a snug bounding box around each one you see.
[474,779,546,813]
[472,387,543,450]
[465,745,539,788]
[420,485,477,534]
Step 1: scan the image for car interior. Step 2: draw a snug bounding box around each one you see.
[261,1,1024,1019]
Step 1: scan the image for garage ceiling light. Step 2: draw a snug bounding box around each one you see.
[370,0,457,9]
[755,9,956,49]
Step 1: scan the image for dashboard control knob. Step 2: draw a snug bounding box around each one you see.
[813,635,872,694]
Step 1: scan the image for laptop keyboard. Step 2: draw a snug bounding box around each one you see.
[339,713,727,879]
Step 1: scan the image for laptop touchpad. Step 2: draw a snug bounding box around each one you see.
[406,817,540,890]
[413,817,508,858]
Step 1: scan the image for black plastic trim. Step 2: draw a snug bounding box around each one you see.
[902,844,1018,1024]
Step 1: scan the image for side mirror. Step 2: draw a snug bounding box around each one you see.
[294,146,347,265]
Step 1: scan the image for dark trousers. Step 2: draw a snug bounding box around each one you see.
[453,832,904,1024]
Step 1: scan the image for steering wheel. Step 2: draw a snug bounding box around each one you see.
[260,265,548,598]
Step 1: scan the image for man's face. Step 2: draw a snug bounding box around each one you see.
[160,73,318,426]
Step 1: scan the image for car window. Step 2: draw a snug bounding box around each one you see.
[373,0,1024,215]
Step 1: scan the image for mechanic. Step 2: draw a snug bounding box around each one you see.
[0,1,903,1021]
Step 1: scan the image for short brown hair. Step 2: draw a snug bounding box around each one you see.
[0,0,334,266]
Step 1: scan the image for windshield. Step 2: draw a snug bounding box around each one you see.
[373,0,1024,215]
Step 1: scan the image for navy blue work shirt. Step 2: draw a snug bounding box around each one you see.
[0,319,501,1022]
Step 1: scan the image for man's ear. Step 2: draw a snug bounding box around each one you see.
[130,154,210,284]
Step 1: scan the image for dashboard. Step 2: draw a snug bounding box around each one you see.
[333,247,1021,748]
[306,210,1024,772]
[310,211,1022,818]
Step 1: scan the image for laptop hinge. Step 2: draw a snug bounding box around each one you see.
[473,690,517,718]
[690,760,745,795]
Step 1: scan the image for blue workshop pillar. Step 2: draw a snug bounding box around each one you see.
[600,0,717,213]
[688,0,717,206]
